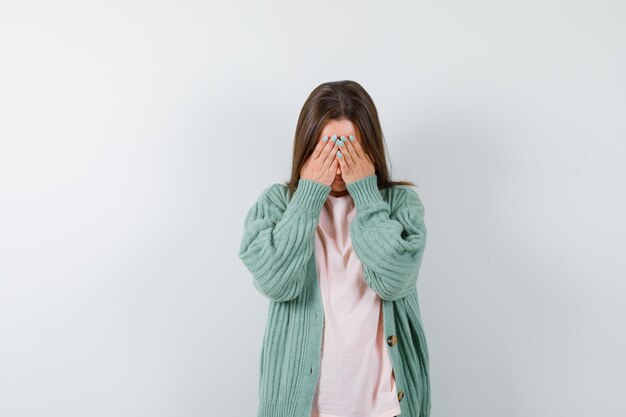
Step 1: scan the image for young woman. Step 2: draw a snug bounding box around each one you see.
[239,80,430,417]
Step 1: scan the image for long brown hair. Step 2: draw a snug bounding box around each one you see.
[285,80,416,198]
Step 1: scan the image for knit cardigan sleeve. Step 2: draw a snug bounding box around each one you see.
[239,178,331,302]
[346,174,428,301]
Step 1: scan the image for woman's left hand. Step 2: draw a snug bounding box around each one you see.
[336,135,376,184]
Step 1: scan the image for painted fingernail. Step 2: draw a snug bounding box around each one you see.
[322,135,328,142]
[340,135,346,142]
[331,135,337,142]
[336,150,343,158]
[337,140,345,147]
[349,135,355,141]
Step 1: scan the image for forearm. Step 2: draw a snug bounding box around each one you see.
[239,179,331,301]
[346,175,427,300]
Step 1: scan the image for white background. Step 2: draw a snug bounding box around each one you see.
[1,1,625,416]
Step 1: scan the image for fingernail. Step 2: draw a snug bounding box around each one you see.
[340,135,346,142]
[349,135,355,141]
[337,150,343,158]
[322,135,328,142]
[338,140,345,147]
[331,135,337,142]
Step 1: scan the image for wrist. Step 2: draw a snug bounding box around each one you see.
[345,174,384,207]
[288,178,332,216]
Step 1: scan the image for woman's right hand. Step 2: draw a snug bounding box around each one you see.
[300,135,338,186]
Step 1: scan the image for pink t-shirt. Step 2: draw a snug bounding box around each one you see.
[311,193,401,417]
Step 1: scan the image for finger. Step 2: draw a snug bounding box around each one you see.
[349,134,368,160]
[312,134,332,160]
[320,134,339,162]
[338,136,356,166]
[330,156,339,175]
[336,149,348,174]
[343,135,358,158]
[321,136,339,168]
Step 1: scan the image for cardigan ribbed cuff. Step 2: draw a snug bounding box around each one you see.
[289,178,331,217]
[345,174,384,207]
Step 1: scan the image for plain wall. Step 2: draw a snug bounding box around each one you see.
[1,1,625,416]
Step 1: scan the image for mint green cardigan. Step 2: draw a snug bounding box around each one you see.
[239,174,430,417]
